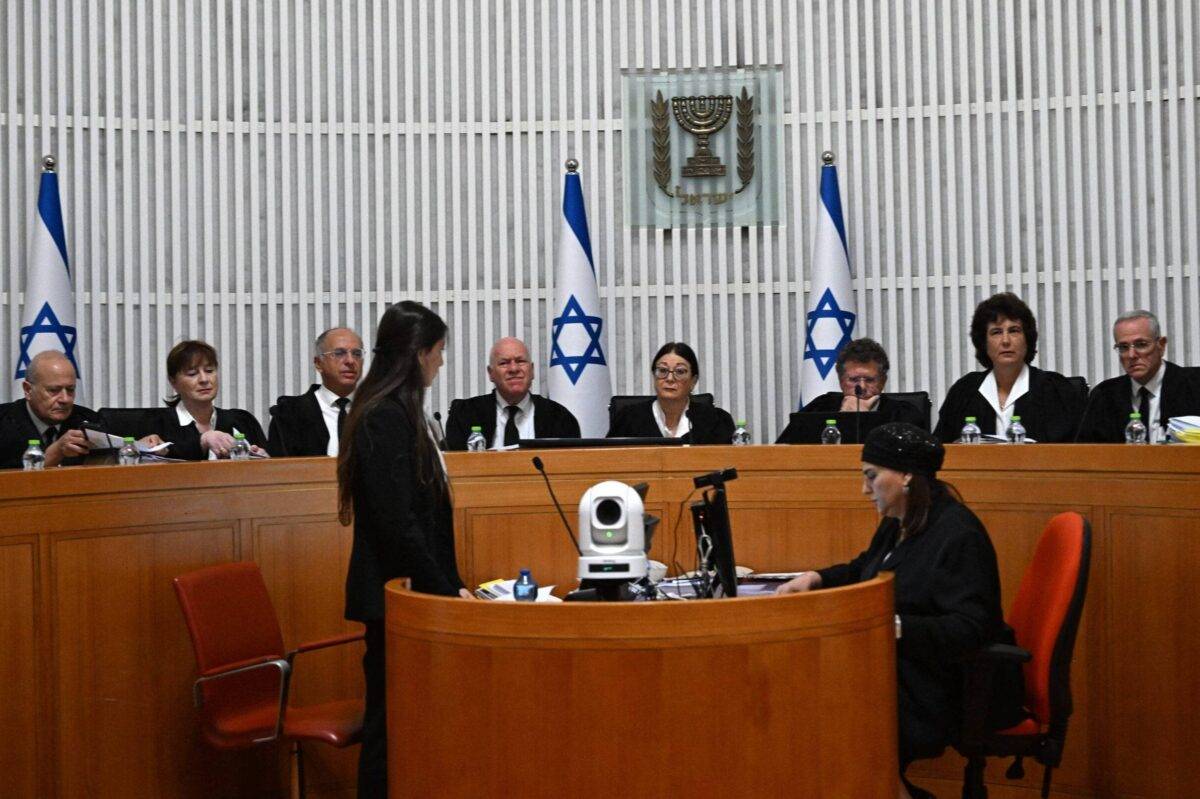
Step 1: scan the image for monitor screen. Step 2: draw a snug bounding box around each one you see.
[519,436,686,449]
[689,487,737,598]
[776,410,886,445]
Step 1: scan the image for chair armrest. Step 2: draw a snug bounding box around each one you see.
[193,657,292,743]
[287,630,365,661]
[973,642,1032,663]
[958,643,1032,747]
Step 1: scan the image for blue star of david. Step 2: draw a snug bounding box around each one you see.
[14,301,79,380]
[550,295,606,385]
[803,288,856,380]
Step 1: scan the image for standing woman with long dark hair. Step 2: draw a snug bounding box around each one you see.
[337,301,470,798]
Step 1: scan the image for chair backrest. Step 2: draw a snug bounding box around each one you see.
[1066,376,1090,403]
[608,393,713,429]
[173,562,287,745]
[882,391,932,431]
[1007,512,1092,727]
[98,407,159,439]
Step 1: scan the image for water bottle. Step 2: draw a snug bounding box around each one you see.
[22,440,45,471]
[230,432,252,461]
[960,416,982,444]
[820,419,842,445]
[731,420,751,446]
[466,425,487,452]
[118,436,140,465]
[513,568,538,602]
[1006,415,1027,444]
[1125,412,1148,444]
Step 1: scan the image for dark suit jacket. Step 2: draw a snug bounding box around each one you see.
[933,366,1086,444]
[0,399,101,469]
[267,385,335,457]
[443,391,581,450]
[606,398,736,445]
[344,396,465,621]
[1076,362,1200,442]
[817,490,1022,761]
[775,392,927,443]
[143,405,268,461]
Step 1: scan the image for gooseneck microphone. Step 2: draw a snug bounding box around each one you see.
[854,383,864,444]
[531,456,582,555]
[431,411,447,450]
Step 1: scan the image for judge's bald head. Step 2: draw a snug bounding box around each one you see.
[23,351,79,424]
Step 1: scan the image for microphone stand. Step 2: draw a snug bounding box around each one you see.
[854,383,864,445]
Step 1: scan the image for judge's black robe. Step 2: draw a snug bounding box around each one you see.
[1075,362,1200,442]
[606,398,736,445]
[443,391,580,450]
[0,399,100,469]
[142,406,268,461]
[816,490,1024,763]
[933,366,1085,444]
[267,384,333,457]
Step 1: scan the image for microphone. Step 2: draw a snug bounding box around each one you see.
[854,383,864,445]
[693,467,738,489]
[431,411,447,450]
[531,456,582,555]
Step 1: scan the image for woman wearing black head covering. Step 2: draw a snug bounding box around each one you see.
[780,423,1024,797]
[606,341,736,444]
[933,292,1085,443]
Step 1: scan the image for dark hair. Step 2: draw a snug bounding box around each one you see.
[836,337,890,378]
[970,292,1038,368]
[651,341,700,379]
[337,301,448,525]
[902,476,963,537]
[164,340,219,406]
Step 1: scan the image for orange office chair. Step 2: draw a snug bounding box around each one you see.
[173,561,365,798]
[956,512,1092,799]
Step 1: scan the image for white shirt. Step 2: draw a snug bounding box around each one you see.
[978,364,1030,436]
[652,399,692,438]
[491,391,535,449]
[316,385,353,456]
[1130,364,1167,443]
[25,403,53,439]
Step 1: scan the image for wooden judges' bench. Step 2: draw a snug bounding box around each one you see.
[1,445,1197,797]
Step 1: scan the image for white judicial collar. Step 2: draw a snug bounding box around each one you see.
[978,364,1030,435]
[1130,364,1167,443]
[490,391,535,449]
[652,398,692,438]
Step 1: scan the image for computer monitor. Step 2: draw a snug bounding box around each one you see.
[520,436,686,449]
[776,410,886,445]
[689,487,737,598]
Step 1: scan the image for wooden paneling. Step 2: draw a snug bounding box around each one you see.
[0,446,1197,796]
[0,540,38,799]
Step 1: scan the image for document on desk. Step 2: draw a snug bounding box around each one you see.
[82,429,173,453]
[475,579,562,602]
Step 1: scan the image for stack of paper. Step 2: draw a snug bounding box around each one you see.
[1166,416,1200,444]
[474,578,561,602]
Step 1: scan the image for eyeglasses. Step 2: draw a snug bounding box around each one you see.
[653,365,692,380]
[1113,340,1158,355]
[320,348,365,360]
[845,375,880,386]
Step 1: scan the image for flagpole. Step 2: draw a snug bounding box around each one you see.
[43,154,57,172]
[565,157,578,173]
[822,150,834,166]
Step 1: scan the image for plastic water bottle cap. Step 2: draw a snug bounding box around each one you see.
[1011,416,1021,422]
[1130,412,1142,419]
[736,420,747,427]
[123,436,135,442]
[825,419,837,425]
[234,432,246,440]
[28,439,40,446]
[965,417,976,422]
[519,568,530,577]
[471,426,482,432]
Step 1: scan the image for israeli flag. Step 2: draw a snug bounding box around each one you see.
[13,158,81,400]
[800,154,857,407]
[548,161,612,437]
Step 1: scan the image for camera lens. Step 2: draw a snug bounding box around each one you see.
[594,498,623,526]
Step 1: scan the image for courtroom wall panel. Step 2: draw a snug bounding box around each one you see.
[0,539,39,799]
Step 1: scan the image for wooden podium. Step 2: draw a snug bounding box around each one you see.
[384,575,899,797]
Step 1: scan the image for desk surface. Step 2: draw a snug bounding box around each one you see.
[1,444,1197,797]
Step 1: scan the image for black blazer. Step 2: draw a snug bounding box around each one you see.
[344,396,464,621]
[0,399,101,469]
[143,405,268,461]
[817,491,1022,761]
[443,391,581,450]
[267,385,334,457]
[933,366,1086,443]
[606,398,736,445]
[1076,362,1200,442]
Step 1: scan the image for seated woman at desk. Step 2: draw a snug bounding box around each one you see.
[607,341,735,445]
[144,340,268,460]
[933,292,1084,443]
[779,423,1023,799]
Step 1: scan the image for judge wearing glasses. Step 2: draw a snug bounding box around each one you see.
[1076,310,1200,442]
[777,338,926,443]
[607,341,736,444]
[267,327,365,456]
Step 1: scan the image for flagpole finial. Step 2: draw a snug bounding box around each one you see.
[821,151,835,166]
[565,158,579,173]
[42,155,57,172]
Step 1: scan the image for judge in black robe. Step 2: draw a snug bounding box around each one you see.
[0,398,100,469]
[144,405,268,461]
[1077,361,1200,443]
[607,397,736,445]
[444,391,580,450]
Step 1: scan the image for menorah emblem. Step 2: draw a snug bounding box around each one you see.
[671,94,734,177]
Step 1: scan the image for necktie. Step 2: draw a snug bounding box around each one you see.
[42,425,59,448]
[335,397,350,441]
[1138,386,1151,429]
[504,405,520,447]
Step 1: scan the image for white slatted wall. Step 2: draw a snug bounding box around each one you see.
[2,1,1198,441]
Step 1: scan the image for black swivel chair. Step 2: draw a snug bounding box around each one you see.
[608,393,714,432]
[98,407,159,439]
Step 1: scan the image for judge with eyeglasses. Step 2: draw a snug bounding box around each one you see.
[1076,310,1200,442]
[266,327,365,456]
[607,341,736,444]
